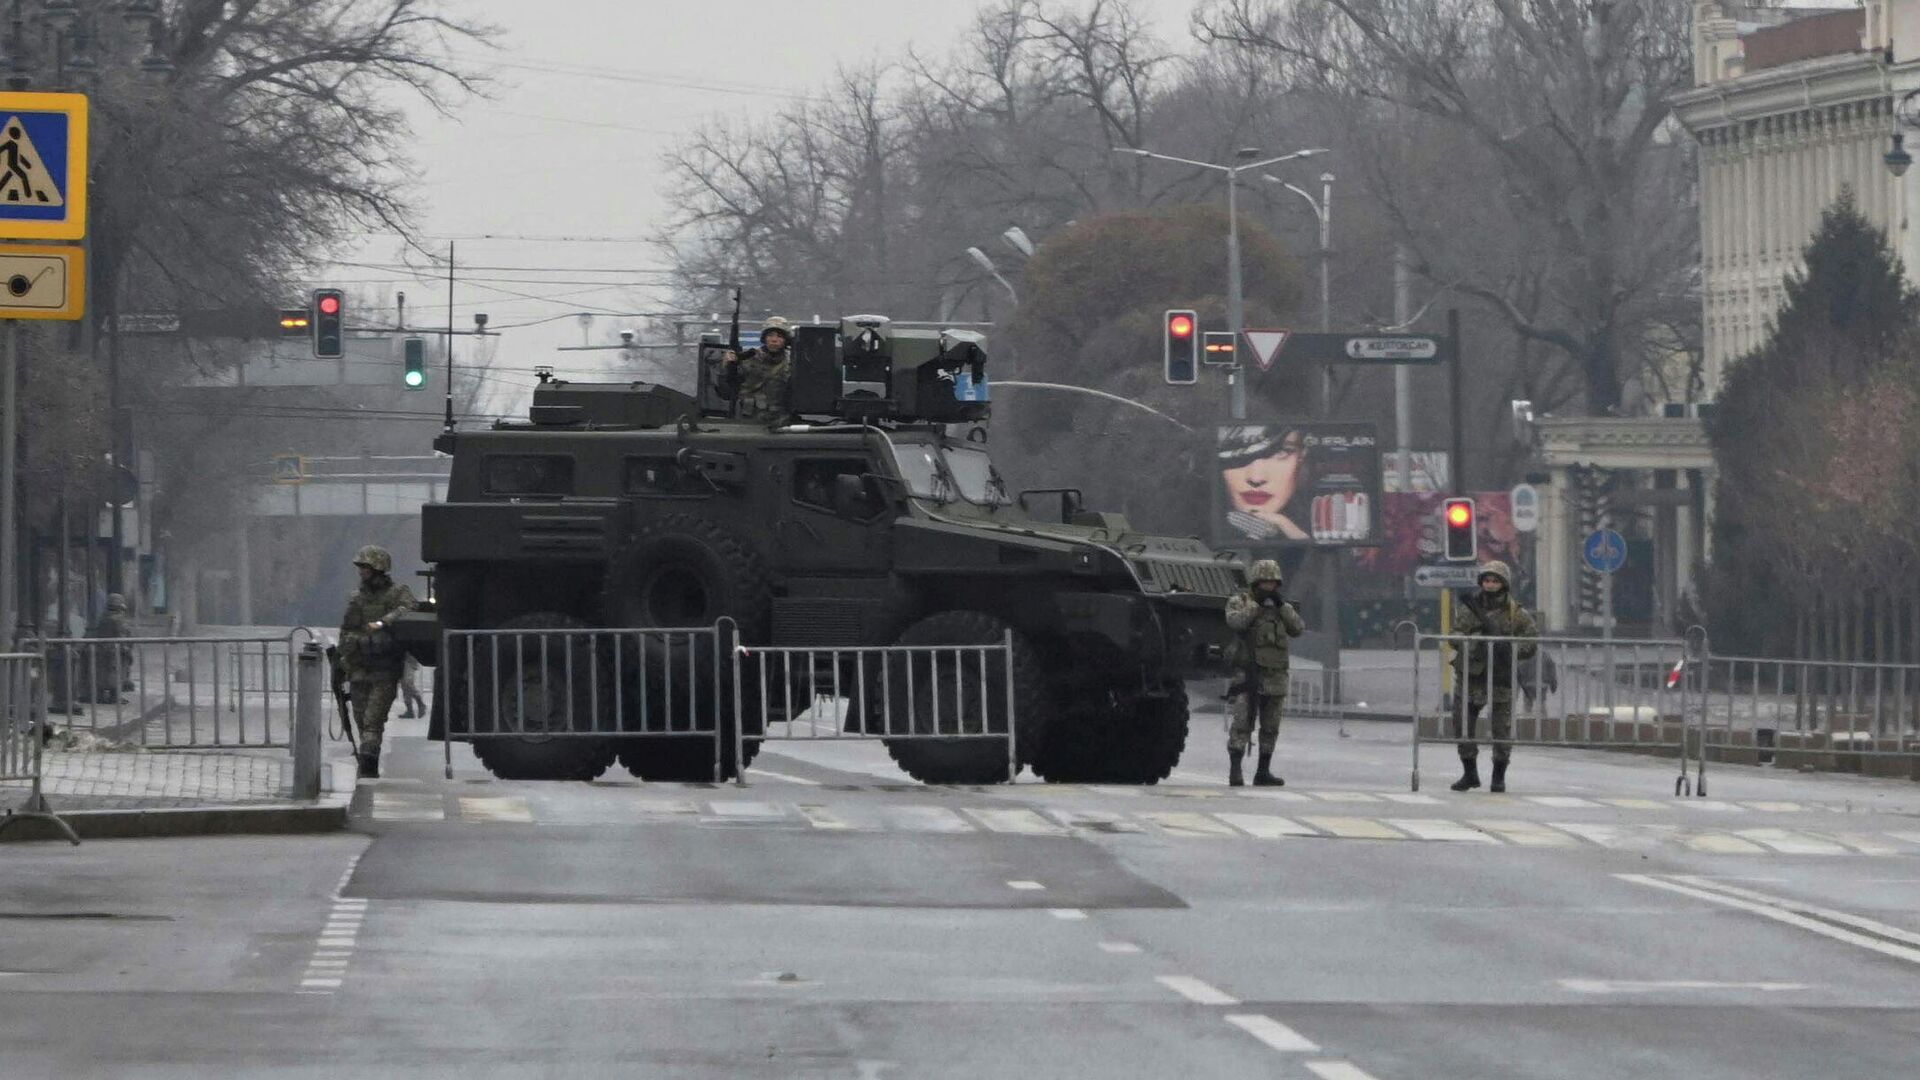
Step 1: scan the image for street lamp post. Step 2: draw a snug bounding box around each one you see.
[965,246,1017,305]
[1266,171,1334,415]
[1116,145,1328,421]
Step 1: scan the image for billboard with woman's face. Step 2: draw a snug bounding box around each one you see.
[1214,423,1381,547]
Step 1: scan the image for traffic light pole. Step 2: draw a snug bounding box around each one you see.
[1226,167,1246,421]
[0,320,15,646]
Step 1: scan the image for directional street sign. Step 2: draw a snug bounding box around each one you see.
[0,242,81,319]
[1242,328,1290,371]
[1277,332,1449,366]
[1510,483,1540,533]
[1583,528,1628,574]
[0,92,87,240]
[1414,565,1479,589]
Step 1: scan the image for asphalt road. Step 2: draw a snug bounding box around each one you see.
[6,707,1920,1078]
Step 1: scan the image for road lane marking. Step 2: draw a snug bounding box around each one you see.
[1156,975,1239,1005]
[1620,874,1920,965]
[1670,876,1920,949]
[1825,832,1901,856]
[1734,828,1848,855]
[1224,1014,1319,1052]
[1601,797,1666,811]
[1213,813,1317,839]
[1390,818,1499,844]
[1099,942,1142,954]
[796,805,860,831]
[1558,979,1808,994]
[1743,801,1804,812]
[1306,1062,1380,1080]
[1006,880,1046,891]
[1678,799,1742,813]
[1528,796,1600,808]
[1047,809,1147,834]
[1137,811,1240,838]
[457,796,532,823]
[1471,819,1577,848]
[1683,833,1767,855]
[967,808,1069,835]
[1381,792,1442,805]
[1314,791,1381,803]
[300,978,342,989]
[370,792,444,821]
[744,768,822,786]
[704,801,789,819]
[1301,816,1407,840]
[1238,788,1313,802]
[1049,908,1087,921]
[884,806,975,833]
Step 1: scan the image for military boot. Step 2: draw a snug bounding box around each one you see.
[1228,748,1245,787]
[1252,750,1283,787]
[357,749,381,780]
[1490,759,1508,793]
[1450,758,1481,792]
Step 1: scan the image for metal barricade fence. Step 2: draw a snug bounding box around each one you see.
[1411,630,1696,795]
[732,633,1019,786]
[0,651,79,843]
[441,620,732,781]
[1687,651,1920,788]
[39,631,314,749]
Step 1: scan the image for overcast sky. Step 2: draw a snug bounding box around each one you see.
[325,0,1201,394]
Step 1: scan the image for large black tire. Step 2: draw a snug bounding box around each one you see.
[605,514,772,782]
[881,610,1049,785]
[1032,680,1190,785]
[463,612,618,781]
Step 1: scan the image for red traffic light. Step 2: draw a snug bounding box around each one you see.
[1167,314,1194,338]
[1446,502,1472,528]
[317,294,341,316]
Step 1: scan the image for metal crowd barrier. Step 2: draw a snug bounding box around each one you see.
[38,630,315,750]
[1687,650,1920,786]
[0,651,79,843]
[1411,630,1696,795]
[732,633,1018,786]
[441,620,732,781]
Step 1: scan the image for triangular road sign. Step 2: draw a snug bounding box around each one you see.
[1243,328,1290,371]
[0,115,62,207]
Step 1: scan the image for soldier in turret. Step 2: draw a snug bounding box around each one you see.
[719,315,795,422]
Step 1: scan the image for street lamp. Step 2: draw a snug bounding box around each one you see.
[1001,226,1034,258]
[1116,144,1329,420]
[966,245,1018,305]
[1266,170,1335,416]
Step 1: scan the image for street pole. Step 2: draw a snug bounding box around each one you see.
[0,320,15,646]
[1394,244,1413,494]
[1317,174,1333,416]
[1448,308,1465,498]
[1226,167,1246,422]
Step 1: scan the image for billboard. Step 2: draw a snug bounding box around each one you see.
[1213,423,1382,547]
[1350,491,1521,576]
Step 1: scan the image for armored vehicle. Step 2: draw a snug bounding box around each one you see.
[401,315,1244,784]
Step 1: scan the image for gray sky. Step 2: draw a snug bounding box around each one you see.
[327,0,1201,398]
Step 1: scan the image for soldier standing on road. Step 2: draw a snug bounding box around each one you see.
[90,593,135,699]
[338,546,417,779]
[1223,559,1305,787]
[1450,560,1537,793]
[719,315,795,422]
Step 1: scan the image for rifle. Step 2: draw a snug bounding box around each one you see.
[725,285,743,420]
[1223,596,1284,700]
[323,645,359,753]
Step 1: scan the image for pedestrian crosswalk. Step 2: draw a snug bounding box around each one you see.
[359,789,1920,857]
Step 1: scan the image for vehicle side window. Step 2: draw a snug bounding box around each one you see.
[624,456,709,498]
[481,454,573,497]
[793,457,882,519]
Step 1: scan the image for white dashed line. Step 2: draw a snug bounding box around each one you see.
[1224,1014,1320,1052]
[744,768,823,786]
[300,978,343,989]
[1305,1061,1381,1080]
[1006,880,1046,891]
[1048,908,1088,921]
[1098,941,1142,954]
[1156,975,1240,1005]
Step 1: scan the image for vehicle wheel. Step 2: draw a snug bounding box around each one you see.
[462,612,617,781]
[605,512,773,639]
[614,661,763,783]
[1032,680,1190,785]
[881,610,1048,785]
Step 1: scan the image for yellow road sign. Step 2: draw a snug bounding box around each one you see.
[0,92,86,240]
[0,242,83,319]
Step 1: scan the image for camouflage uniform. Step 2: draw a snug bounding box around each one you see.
[338,546,417,775]
[1223,559,1304,785]
[720,316,794,422]
[1450,559,1537,791]
[88,593,135,698]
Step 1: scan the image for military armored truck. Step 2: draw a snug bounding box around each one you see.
[401,315,1244,785]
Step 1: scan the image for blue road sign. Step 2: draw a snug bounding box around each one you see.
[1583,528,1628,575]
[0,91,87,240]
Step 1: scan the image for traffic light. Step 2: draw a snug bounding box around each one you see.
[1442,497,1477,563]
[312,289,344,358]
[1201,330,1236,366]
[403,336,427,389]
[1164,309,1198,384]
[277,308,310,336]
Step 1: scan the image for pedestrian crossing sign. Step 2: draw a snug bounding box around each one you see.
[0,92,87,240]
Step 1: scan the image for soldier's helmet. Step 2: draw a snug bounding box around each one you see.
[760,316,793,343]
[105,593,127,613]
[353,545,393,575]
[1249,559,1284,585]
[1478,560,1513,588]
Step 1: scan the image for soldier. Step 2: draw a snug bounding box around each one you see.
[1223,558,1305,786]
[337,546,417,778]
[719,315,795,422]
[89,593,135,699]
[1450,559,1537,793]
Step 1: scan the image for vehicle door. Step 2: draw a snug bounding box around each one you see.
[771,454,893,575]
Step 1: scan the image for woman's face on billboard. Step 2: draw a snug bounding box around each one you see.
[1223,430,1305,527]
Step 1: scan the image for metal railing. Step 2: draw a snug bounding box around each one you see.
[0,652,79,843]
[732,634,1019,786]
[1685,651,1920,784]
[1411,629,1696,795]
[38,630,314,749]
[441,621,733,781]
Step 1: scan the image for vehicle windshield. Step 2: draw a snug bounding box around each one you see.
[889,441,1011,506]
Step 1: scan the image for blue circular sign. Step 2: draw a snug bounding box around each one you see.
[1583,528,1627,574]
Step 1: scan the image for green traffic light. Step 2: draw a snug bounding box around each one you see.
[404,369,426,389]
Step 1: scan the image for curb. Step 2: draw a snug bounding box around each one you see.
[0,801,349,843]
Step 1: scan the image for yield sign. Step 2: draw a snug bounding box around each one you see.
[1242,328,1290,371]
